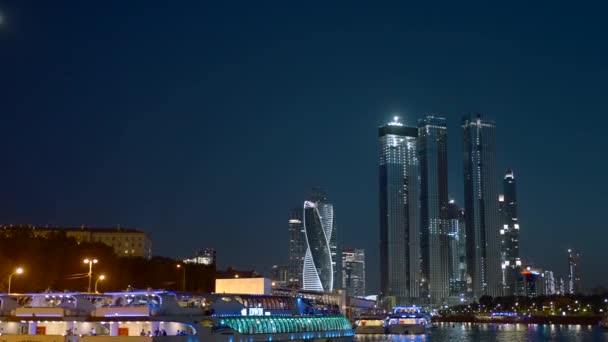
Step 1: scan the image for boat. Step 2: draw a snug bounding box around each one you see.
[385,306,431,335]
[0,290,354,342]
[354,314,386,334]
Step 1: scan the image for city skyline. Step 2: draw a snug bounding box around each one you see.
[1,1,607,293]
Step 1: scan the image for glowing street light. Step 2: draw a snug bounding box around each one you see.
[83,258,98,293]
[95,275,105,293]
[8,267,23,294]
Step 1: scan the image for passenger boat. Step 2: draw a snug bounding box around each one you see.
[353,314,386,334]
[0,290,354,342]
[385,306,431,335]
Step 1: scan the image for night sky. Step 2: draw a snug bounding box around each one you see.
[1,1,607,293]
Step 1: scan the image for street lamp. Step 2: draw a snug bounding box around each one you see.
[83,258,98,293]
[8,267,23,294]
[95,275,105,293]
[176,264,186,291]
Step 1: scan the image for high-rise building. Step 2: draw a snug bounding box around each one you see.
[499,169,521,296]
[379,116,420,305]
[418,116,449,304]
[447,201,467,296]
[462,114,502,298]
[288,208,305,288]
[342,248,366,297]
[302,189,336,292]
[543,270,556,295]
[567,249,582,294]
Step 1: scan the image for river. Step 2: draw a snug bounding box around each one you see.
[354,322,608,341]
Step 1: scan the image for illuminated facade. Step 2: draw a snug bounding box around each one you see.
[499,169,521,296]
[447,201,467,296]
[418,116,449,304]
[341,248,365,297]
[379,116,420,305]
[7,225,153,259]
[567,249,582,294]
[183,248,216,266]
[462,114,502,298]
[302,190,336,292]
[288,208,305,288]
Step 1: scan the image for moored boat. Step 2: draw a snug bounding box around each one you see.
[385,306,431,335]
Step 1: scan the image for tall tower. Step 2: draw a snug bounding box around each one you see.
[462,114,502,298]
[302,189,336,291]
[567,249,581,294]
[418,115,449,304]
[342,248,366,297]
[447,200,467,297]
[379,116,420,305]
[499,169,521,296]
[288,208,305,288]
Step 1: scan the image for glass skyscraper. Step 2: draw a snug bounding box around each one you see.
[462,114,502,298]
[499,169,521,296]
[288,208,305,288]
[567,249,581,294]
[379,116,420,305]
[342,248,366,297]
[418,116,449,304]
[447,200,467,296]
[302,189,336,292]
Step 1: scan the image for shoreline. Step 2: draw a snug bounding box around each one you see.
[435,315,602,325]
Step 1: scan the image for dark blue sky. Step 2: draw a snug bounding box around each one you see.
[1,1,607,293]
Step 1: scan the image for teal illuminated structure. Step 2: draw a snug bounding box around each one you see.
[218,316,352,335]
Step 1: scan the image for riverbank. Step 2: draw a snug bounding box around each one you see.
[435,314,602,325]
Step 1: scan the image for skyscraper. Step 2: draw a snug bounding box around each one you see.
[379,116,420,305]
[302,189,336,292]
[418,115,449,304]
[499,169,521,296]
[447,200,467,296]
[342,248,366,297]
[288,208,305,288]
[567,249,582,294]
[462,114,502,298]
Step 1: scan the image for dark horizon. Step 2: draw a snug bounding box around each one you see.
[1,1,607,293]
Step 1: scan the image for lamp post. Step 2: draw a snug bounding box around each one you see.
[83,258,98,293]
[7,267,23,294]
[95,275,105,293]
[176,264,186,291]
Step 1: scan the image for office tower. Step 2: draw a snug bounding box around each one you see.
[567,249,582,294]
[288,208,305,288]
[499,169,521,296]
[418,116,449,304]
[342,248,366,297]
[543,270,556,295]
[447,201,467,296]
[462,114,502,298]
[379,116,420,305]
[303,189,336,292]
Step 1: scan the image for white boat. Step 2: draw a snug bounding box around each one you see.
[385,306,431,335]
[354,315,386,334]
[0,290,354,342]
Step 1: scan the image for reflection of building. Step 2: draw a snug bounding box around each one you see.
[462,114,502,298]
[270,265,289,287]
[288,208,305,288]
[303,189,336,292]
[447,201,467,296]
[499,169,521,296]
[342,248,365,297]
[567,249,582,294]
[379,116,420,305]
[183,248,216,266]
[418,116,449,304]
[6,225,153,259]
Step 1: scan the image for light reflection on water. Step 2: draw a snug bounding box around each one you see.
[354,323,608,342]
